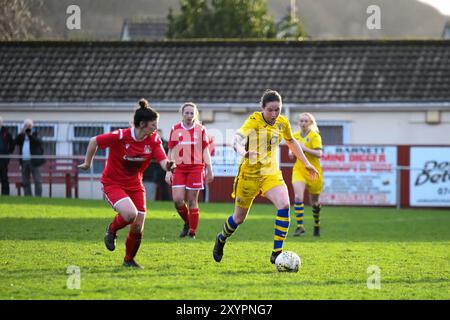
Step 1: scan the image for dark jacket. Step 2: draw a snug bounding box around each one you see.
[15,131,46,167]
[143,137,169,183]
[0,126,14,164]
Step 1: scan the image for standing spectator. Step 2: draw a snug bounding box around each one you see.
[143,159,160,201]
[155,129,172,201]
[203,135,216,202]
[0,117,14,196]
[143,129,172,201]
[15,119,45,197]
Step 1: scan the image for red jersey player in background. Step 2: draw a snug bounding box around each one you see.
[165,102,214,239]
[78,99,175,269]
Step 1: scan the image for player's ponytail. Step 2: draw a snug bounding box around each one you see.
[138,98,149,109]
[134,98,159,127]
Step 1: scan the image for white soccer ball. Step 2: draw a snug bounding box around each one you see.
[275,251,301,272]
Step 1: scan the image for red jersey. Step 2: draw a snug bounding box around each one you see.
[96,127,167,189]
[168,122,209,171]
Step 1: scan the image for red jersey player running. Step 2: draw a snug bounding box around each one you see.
[78,99,175,269]
[165,102,214,239]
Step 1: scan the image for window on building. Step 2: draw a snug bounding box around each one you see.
[319,125,344,145]
[34,125,57,155]
[4,125,18,138]
[71,124,129,174]
[110,125,130,132]
[72,125,105,174]
[3,122,57,155]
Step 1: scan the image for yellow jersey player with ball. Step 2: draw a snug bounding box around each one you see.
[212,90,319,265]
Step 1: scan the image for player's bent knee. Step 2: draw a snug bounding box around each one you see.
[277,203,290,211]
[187,200,198,208]
[174,199,185,207]
[123,211,138,223]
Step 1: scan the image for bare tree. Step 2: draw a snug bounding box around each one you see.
[0,0,51,40]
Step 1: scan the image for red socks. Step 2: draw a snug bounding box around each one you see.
[188,208,199,235]
[125,232,142,262]
[176,204,189,224]
[109,214,130,234]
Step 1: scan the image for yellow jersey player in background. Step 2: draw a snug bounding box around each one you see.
[290,112,324,237]
[213,90,319,265]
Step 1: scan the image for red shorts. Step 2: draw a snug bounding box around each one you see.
[172,169,204,190]
[102,184,146,214]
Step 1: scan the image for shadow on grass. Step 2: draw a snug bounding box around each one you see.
[0,196,225,210]
[1,216,449,242]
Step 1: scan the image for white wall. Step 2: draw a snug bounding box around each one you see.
[2,109,450,146]
[2,107,449,200]
[310,111,450,144]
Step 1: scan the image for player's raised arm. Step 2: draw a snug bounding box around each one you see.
[77,137,98,170]
[285,138,319,180]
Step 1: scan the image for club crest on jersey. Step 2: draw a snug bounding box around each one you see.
[125,144,130,149]
[144,145,151,154]
[277,124,282,131]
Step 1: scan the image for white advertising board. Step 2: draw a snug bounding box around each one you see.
[321,146,397,205]
[410,147,450,207]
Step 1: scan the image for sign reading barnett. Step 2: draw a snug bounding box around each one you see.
[321,146,397,205]
[410,147,450,207]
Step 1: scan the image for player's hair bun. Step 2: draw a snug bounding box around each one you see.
[138,98,149,109]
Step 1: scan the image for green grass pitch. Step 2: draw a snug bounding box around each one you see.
[0,196,449,300]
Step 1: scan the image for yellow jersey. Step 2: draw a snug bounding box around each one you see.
[237,112,293,178]
[293,130,323,174]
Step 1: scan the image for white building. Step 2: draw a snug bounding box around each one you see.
[1,40,449,199]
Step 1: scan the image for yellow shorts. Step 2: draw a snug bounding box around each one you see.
[232,170,286,209]
[292,167,323,195]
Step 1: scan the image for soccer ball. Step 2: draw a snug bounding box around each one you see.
[275,251,301,272]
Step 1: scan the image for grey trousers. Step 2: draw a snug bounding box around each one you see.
[143,181,157,201]
[21,160,42,197]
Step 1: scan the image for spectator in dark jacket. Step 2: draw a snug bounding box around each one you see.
[0,116,14,195]
[15,119,45,197]
[143,129,172,201]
